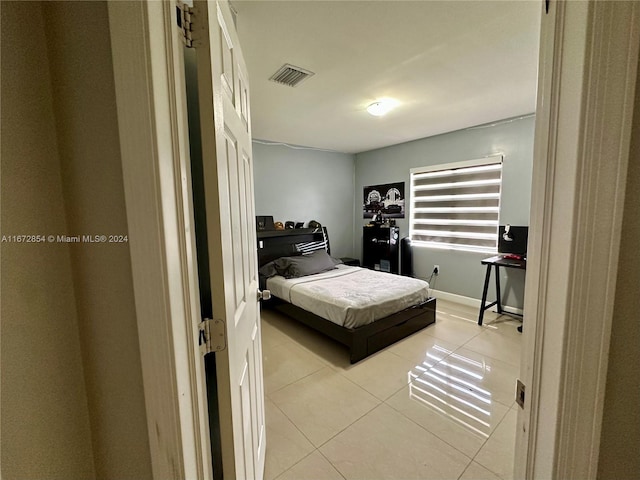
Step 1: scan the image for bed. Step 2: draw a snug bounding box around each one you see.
[257,227,436,363]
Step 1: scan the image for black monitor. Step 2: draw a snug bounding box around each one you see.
[498,225,528,256]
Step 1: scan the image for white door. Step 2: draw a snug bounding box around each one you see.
[192,1,266,478]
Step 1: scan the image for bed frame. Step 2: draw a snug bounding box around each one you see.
[257,227,436,363]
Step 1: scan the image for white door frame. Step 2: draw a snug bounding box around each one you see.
[515,1,639,479]
[107,1,639,479]
[108,2,211,479]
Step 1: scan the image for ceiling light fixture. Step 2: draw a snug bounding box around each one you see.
[367,99,398,116]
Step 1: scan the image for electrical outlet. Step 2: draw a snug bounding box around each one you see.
[433,265,440,275]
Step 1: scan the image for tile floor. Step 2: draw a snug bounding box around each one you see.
[261,299,522,480]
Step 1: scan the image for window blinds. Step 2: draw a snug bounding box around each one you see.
[410,156,503,253]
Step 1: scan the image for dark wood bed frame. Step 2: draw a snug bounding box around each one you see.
[257,227,436,363]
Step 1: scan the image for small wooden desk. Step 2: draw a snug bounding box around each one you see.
[478,255,526,325]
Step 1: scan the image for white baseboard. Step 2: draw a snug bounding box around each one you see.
[430,289,524,316]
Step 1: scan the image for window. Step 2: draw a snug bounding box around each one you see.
[410,155,503,253]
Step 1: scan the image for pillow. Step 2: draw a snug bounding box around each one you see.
[261,250,340,279]
[258,261,280,278]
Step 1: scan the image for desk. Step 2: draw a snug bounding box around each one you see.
[478,255,526,325]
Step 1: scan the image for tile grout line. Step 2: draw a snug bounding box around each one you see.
[267,365,381,451]
[271,448,347,480]
[467,406,515,480]
[381,349,481,466]
[263,300,520,480]
[313,401,382,451]
[264,397,319,478]
[265,362,326,397]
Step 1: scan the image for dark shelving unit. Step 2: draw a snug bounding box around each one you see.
[362,225,399,274]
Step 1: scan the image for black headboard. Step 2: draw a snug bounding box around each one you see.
[257,227,330,267]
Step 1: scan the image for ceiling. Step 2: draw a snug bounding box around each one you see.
[234,1,541,154]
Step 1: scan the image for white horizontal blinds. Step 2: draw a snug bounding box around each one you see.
[410,156,502,252]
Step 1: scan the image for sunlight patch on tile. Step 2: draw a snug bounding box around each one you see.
[406,344,498,440]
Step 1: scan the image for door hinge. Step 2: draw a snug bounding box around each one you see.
[176,3,194,48]
[199,318,226,355]
[516,378,526,409]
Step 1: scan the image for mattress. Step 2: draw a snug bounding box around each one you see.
[266,265,430,329]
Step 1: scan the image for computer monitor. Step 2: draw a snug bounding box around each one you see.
[498,225,528,256]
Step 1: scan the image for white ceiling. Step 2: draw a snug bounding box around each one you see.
[234,1,541,154]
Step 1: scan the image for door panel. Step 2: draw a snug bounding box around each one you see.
[218,19,235,102]
[193,1,265,478]
[238,71,250,129]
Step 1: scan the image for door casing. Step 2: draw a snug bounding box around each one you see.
[108,1,212,478]
[515,2,639,479]
[108,1,640,478]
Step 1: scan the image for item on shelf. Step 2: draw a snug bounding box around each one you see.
[256,215,275,231]
[274,221,284,230]
[285,221,295,229]
[308,220,321,229]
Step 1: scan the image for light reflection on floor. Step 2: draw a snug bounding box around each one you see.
[261,298,521,480]
[408,344,496,439]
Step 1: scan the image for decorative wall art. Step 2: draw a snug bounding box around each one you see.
[363,181,405,218]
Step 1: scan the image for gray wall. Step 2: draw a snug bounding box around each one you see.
[1,2,152,478]
[1,2,96,477]
[253,141,356,258]
[43,3,153,478]
[354,115,535,307]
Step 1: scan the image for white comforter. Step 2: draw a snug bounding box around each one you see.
[266,265,430,329]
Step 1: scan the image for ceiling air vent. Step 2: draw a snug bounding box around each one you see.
[269,64,314,87]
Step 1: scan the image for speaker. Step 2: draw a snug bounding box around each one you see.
[400,237,413,277]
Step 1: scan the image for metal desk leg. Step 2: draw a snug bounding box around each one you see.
[494,264,503,314]
[478,264,492,325]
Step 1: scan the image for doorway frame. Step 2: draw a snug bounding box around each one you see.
[515,1,639,478]
[107,1,640,479]
[108,2,211,479]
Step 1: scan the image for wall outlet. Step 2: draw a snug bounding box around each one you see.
[433,265,440,275]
